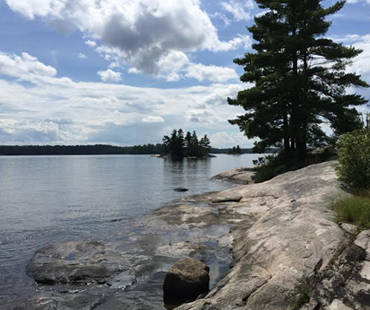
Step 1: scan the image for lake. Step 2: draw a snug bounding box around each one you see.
[0,154,262,307]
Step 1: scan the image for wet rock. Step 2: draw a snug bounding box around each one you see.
[163,258,210,299]
[13,287,109,310]
[26,241,125,284]
[174,188,189,192]
[156,242,210,259]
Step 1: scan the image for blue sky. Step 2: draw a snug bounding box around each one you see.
[0,0,369,147]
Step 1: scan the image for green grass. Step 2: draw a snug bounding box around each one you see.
[333,195,370,229]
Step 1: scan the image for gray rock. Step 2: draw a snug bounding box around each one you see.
[326,299,353,310]
[13,287,109,310]
[26,241,125,284]
[354,230,370,259]
[169,161,349,310]
[163,258,210,299]
[340,223,358,235]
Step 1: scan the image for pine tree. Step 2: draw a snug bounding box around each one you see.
[199,134,211,156]
[191,131,199,157]
[185,131,192,156]
[228,0,368,159]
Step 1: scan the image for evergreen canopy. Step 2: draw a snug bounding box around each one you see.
[228,0,369,158]
[163,129,211,158]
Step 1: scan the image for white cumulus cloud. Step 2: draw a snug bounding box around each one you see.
[185,63,238,82]
[0,52,56,78]
[142,116,165,123]
[5,0,252,77]
[97,69,122,82]
[0,51,252,146]
[78,53,87,59]
[221,0,255,21]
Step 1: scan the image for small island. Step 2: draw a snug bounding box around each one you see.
[228,145,242,155]
[162,129,211,159]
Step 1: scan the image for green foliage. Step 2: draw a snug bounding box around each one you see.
[163,129,211,158]
[336,130,370,191]
[254,165,276,183]
[333,195,370,229]
[253,154,281,183]
[228,0,368,160]
[292,284,311,310]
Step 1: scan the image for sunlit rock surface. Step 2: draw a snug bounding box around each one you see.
[211,167,256,185]
[173,161,352,310]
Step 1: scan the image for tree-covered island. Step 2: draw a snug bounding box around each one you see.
[162,129,212,159]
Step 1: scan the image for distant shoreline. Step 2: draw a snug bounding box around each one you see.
[0,145,276,156]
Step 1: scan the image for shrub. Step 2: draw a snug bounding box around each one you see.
[333,195,370,229]
[254,165,276,183]
[336,130,370,191]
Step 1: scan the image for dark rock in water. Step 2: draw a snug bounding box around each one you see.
[26,241,124,284]
[174,188,189,192]
[163,258,210,300]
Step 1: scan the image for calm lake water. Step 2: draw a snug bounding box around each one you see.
[0,154,262,305]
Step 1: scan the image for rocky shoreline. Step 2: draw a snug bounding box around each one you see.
[8,161,370,310]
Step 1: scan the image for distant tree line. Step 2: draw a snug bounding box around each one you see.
[163,129,211,158]
[0,144,276,156]
[0,144,165,156]
[228,145,242,155]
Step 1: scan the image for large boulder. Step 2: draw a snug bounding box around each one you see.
[163,258,210,300]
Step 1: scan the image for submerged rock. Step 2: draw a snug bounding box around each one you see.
[174,188,189,192]
[163,258,210,300]
[13,287,109,310]
[26,241,125,284]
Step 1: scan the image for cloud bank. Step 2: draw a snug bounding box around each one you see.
[5,0,251,79]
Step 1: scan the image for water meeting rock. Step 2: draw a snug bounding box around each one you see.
[26,241,126,284]
[163,258,210,299]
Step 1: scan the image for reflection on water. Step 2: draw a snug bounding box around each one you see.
[0,154,262,306]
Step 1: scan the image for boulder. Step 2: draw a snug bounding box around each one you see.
[163,258,210,299]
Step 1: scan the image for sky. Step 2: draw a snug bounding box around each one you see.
[0,0,369,148]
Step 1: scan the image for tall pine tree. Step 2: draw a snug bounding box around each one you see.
[228,0,368,159]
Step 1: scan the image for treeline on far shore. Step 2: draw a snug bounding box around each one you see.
[0,144,276,156]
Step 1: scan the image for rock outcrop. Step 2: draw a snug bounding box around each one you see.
[211,167,256,184]
[310,230,370,309]
[151,161,354,310]
[163,258,210,299]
